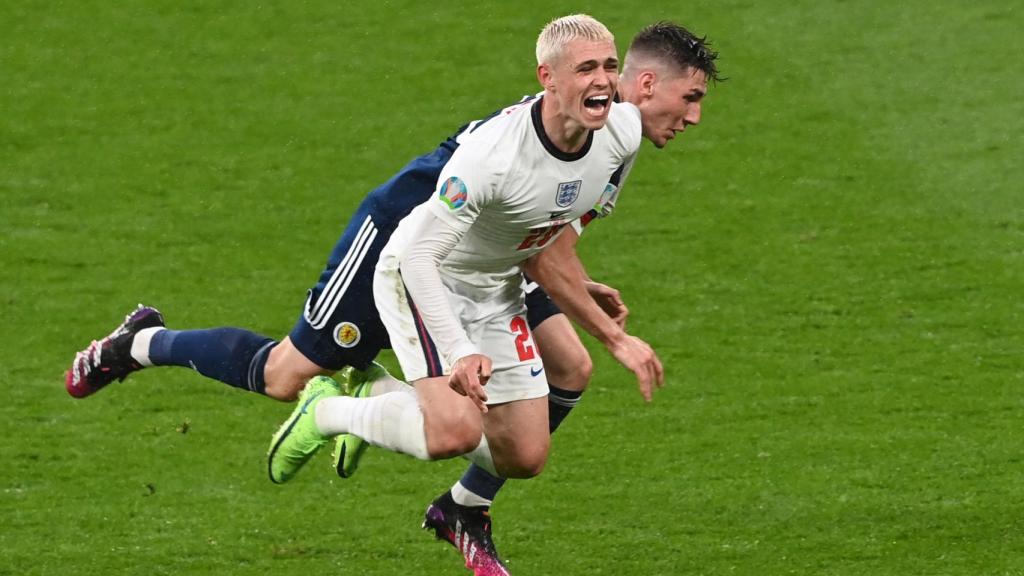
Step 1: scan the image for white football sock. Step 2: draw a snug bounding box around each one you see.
[314,388,430,460]
[463,434,497,476]
[368,373,409,396]
[130,327,165,367]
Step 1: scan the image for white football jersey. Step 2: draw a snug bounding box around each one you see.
[382,96,640,292]
[376,96,640,363]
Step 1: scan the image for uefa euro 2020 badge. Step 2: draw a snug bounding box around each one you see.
[333,322,361,348]
[438,176,467,210]
[555,180,581,207]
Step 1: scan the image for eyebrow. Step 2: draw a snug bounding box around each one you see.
[575,57,619,70]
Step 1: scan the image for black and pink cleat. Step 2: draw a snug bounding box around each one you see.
[65,304,165,398]
[423,491,511,576]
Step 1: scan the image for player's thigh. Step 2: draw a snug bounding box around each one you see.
[414,376,484,457]
[483,396,550,478]
[532,313,593,392]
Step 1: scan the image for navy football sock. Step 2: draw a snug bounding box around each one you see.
[455,385,584,504]
[457,463,506,505]
[546,384,583,433]
[148,328,275,394]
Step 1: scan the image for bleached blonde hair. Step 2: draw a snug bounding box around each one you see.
[536,14,614,66]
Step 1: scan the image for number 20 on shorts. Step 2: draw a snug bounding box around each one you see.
[509,316,535,361]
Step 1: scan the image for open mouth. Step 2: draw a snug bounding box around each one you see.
[583,94,610,116]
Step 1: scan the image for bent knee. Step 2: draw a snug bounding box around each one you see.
[574,354,594,387]
[426,427,483,459]
[495,436,552,477]
[547,352,593,392]
[498,444,549,479]
[424,412,482,459]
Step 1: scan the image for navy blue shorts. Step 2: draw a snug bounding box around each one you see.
[524,276,562,330]
[288,144,455,371]
[288,206,392,371]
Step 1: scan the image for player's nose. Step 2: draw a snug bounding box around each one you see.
[685,102,702,126]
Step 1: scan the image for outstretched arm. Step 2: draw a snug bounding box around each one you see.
[524,228,663,401]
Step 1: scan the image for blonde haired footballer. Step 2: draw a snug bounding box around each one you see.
[264,14,724,575]
[268,13,661,480]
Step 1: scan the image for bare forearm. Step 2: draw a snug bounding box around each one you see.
[527,228,664,401]
[525,233,624,347]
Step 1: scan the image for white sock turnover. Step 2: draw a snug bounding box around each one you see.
[451,480,493,508]
[130,327,164,367]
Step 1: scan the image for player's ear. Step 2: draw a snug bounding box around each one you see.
[537,63,555,91]
[640,70,657,97]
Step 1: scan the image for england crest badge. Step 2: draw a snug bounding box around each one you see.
[555,180,581,207]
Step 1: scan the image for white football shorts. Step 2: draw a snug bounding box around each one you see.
[373,266,549,405]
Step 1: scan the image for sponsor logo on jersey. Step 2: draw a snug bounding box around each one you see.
[555,180,581,207]
[438,176,468,210]
[333,321,361,348]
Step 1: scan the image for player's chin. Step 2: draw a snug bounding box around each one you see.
[649,135,668,149]
[578,110,610,130]
[653,131,676,148]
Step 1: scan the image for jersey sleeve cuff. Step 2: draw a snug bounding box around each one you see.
[446,342,481,366]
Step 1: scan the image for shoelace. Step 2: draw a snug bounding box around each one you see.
[75,310,135,379]
[72,340,103,383]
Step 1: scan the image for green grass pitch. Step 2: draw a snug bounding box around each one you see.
[2,1,1022,574]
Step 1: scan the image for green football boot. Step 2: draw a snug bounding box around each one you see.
[332,362,388,478]
[267,375,341,484]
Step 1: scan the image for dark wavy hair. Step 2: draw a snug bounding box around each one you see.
[628,21,723,83]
